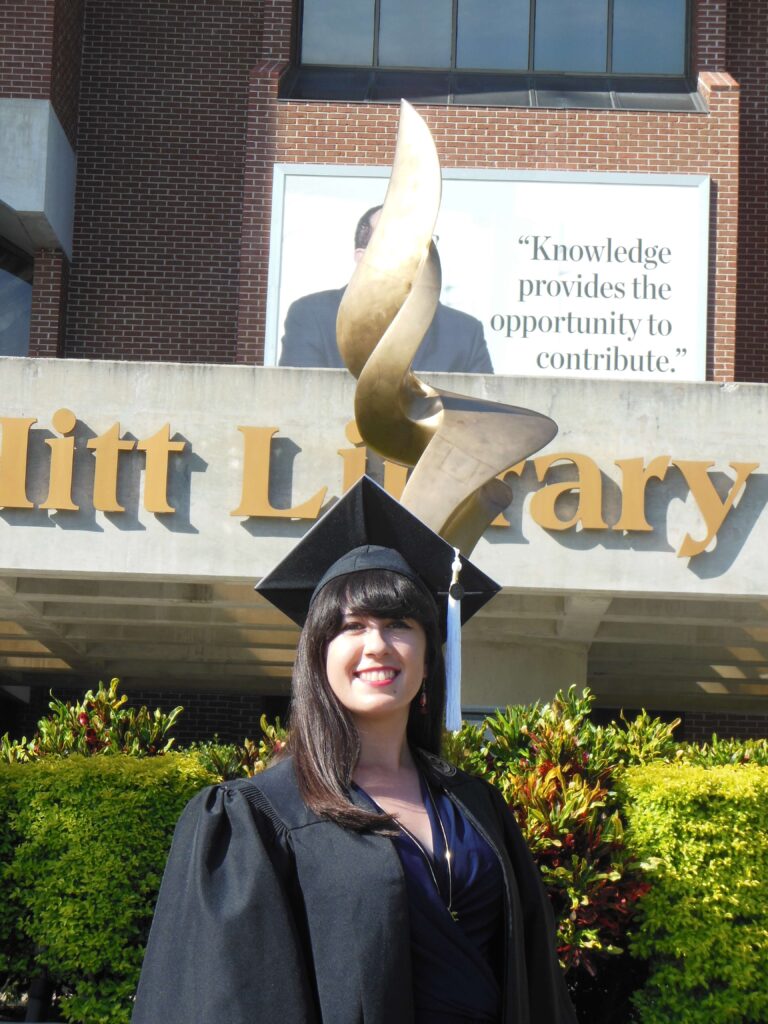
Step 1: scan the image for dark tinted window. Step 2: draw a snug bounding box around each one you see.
[302,0,374,65]
[456,0,529,70]
[534,0,608,72]
[0,242,33,357]
[298,0,689,78]
[613,0,687,74]
[379,0,452,68]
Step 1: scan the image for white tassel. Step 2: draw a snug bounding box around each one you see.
[444,548,463,733]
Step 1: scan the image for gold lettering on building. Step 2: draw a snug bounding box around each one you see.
[231,426,326,518]
[529,452,608,530]
[672,460,759,558]
[383,461,409,501]
[0,417,36,509]
[337,421,368,493]
[41,408,79,511]
[87,423,136,513]
[612,456,671,532]
[137,424,186,514]
[0,412,760,560]
[0,413,186,514]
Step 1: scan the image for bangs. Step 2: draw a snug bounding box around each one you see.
[313,569,438,638]
[340,569,433,621]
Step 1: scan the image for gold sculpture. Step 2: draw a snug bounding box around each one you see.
[336,101,557,554]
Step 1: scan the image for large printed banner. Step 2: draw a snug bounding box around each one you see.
[265,166,709,381]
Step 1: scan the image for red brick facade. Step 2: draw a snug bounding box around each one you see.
[64,0,262,363]
[684,710,768,744]
[3,0,761,381]
[728,0,768,382]
[8,682,285,749]
[29,250,68,358]
[7,684,763,746]
[692,0,728,71]
[2,0,83,357]
[42,0,756,384]
[0,1,60,107]
[0,0,83,158]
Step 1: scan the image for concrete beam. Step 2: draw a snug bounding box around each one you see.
[35,602,290,627]
[86,643,296,664]
[557,596,613,643]
[589,657,768,680]
[113,661,293,680]
[605,596,768,628]
[0,100,75,257]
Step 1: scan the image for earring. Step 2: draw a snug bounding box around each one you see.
[418,681,428,714]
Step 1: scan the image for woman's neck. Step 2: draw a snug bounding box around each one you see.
[353,713,415,779]
[352,721,429,850]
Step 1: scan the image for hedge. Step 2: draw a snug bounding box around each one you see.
[623,763,768,1024]
[3,684,768,1024]
[0,753,214,1024]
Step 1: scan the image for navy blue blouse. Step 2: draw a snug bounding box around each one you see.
[358,776,504,1023]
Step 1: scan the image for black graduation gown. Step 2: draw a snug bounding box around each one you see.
[131,752,577,1024]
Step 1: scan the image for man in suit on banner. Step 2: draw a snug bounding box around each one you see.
[279,206,494,373]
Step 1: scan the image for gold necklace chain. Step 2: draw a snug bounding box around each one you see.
[396,785,458,922]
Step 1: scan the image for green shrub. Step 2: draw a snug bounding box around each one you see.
[442,688,688,1022]
[5,680,765,1024]
[444,688,676,984]
[0,766,30,1003]
[677,735,768,767]
[1,678,182,762]
[185,715,287,780]
[0,753,214,1024]
[624,763,768,1023]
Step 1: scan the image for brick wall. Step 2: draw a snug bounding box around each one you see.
[50,0,85,146]
[683,710,768,744]
[692,0,728,73]
[62,0,747,382]
[0,0,83,146]
[64,0,263,363]
[0,0,82,361]
[564,705,768,744]
[0,1,58,105]
[235,60,288,364]
[261,0,294,63]
[28,250,68,358]
[122,689,289,746]
[728,0,768,382]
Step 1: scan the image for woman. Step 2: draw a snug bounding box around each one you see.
[132,482,577,1024]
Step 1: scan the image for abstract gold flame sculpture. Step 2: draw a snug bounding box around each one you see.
[336,101,558,555]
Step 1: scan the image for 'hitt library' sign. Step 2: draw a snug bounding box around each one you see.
[265,167,709,382]
[0,411,756,561]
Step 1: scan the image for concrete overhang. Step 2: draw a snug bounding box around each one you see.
[0,100,76,259]
[0,359,766,716]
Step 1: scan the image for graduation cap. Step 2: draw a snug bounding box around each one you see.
[255,476,500,730]
[256,476,498,629]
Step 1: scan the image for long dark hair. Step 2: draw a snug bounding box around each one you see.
[288,568,445,831]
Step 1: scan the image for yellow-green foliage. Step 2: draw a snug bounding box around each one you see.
[1,678,182,762]
[624,764,768,1024]
[0,753,214,1024]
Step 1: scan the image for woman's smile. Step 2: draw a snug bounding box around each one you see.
[356,667,399,685]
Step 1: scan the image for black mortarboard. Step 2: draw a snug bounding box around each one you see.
[255,476,499,634]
